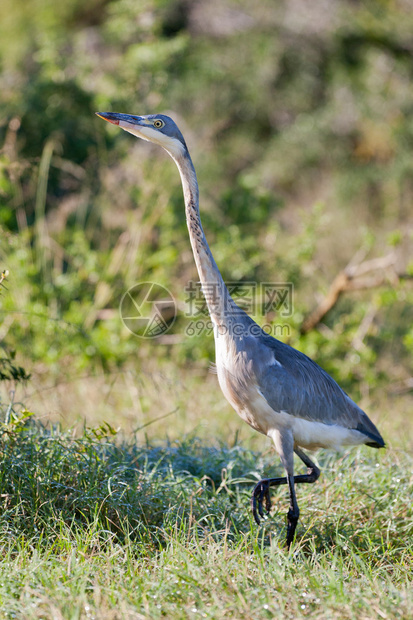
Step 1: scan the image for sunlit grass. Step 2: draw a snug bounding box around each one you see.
[0,414,411,619]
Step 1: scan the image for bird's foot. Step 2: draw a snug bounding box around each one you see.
[286,507,299,549]
[251,479,273,525]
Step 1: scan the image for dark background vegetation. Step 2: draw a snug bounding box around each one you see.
[1,0,412,442]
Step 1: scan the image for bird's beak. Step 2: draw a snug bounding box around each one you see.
[96,112,119,125]
[96,112,144,127]
[96,112,170,151]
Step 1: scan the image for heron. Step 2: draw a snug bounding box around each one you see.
[96,111,385,547]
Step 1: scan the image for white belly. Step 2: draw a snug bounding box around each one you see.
[218,368,368,450]
[214,331,368,450]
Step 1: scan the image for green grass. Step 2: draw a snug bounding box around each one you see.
[0,415,411,619]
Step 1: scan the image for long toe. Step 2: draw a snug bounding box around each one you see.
[252,495,261,526]
[264,486,272,513]
[251,484,261,525]
[251,480,272,525]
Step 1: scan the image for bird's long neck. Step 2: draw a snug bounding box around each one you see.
[173,150,235,326]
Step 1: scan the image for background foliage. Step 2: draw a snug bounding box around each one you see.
[1,0,413,439]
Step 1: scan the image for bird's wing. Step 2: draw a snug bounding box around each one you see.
[254,334,384,446]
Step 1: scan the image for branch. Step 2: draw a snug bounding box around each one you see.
[300,252,399,334]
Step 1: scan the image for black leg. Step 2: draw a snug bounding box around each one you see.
[286,474,299,548]
[251,448,320,547]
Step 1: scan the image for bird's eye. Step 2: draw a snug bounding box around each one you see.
[153,119,164,128]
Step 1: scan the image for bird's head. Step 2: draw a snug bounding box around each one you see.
[96,112,187,160]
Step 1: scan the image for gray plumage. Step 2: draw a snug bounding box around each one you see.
[97,110,385,548]
[257,332,383,447]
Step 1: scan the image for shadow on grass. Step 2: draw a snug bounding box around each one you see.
[0,416,271,549]
[1,415,408,563]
